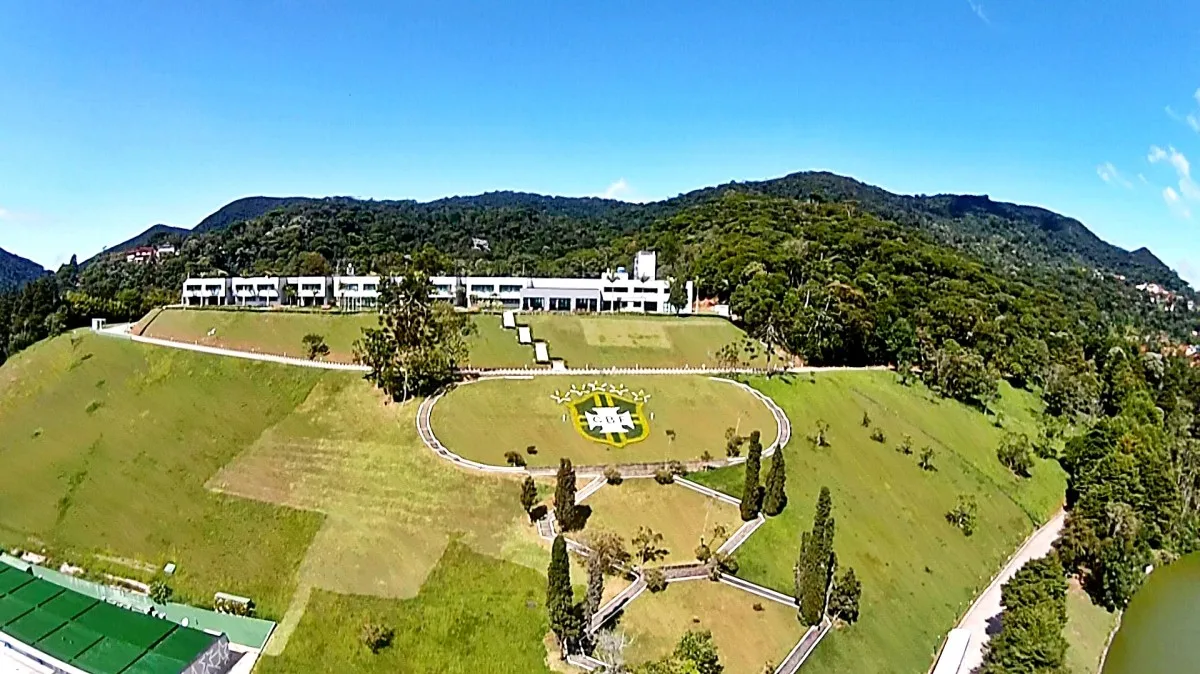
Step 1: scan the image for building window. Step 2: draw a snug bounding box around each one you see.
[499,284,523,293]
[645,301,658,312]
[435,285,451,293]
[470,284,495,293]
[550,297,572,311]
[364,284,377,292]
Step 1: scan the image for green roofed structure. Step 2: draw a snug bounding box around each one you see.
[0,565,235,674]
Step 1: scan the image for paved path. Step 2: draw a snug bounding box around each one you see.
[951,510,1067,673]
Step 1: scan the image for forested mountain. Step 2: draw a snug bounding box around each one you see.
[87,224,190,262]
[0,247,46,288]
[193,196,317,233]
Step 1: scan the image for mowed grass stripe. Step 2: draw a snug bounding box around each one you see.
[689,372,1065,674]
[521,314,764,368]
[0,332,327,618]
[144,309,534,368]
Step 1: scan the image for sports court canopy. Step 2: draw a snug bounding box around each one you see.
[0,565,226,674]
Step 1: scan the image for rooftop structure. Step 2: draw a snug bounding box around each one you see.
[182,251,696,315]
[0,565,235,674]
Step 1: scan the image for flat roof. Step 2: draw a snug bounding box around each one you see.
[0,566,218,674]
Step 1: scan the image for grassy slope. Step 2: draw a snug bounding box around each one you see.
[522,314,763,368]
[430,375,778,467]
[1065,581,1118,674]
[0,331,325,617]
[209,374,528,600]
[690,372,1065,674]
[576,480,742,566]
[143,309,533,367]
[620,579,803,674]
[257,543,552,674]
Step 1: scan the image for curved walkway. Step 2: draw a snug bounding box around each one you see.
[414,376,792,476]
[946,509,1067,674]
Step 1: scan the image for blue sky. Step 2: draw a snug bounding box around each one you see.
[3,1,1200,284]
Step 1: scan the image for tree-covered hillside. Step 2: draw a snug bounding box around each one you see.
[0,247,46,288]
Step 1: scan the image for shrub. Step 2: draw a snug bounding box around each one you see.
[149,581,173,604]
[85,400,103,414]
[861,411,871,427]
[604,465,623,485]
[666,429,677,441]
[526,445,538,455]
[667,460,687,476]
[752,602,764,612]
[700,450,714,463]
[919,447,937,471]
[807,420,831,448]
[644,568,667,592]
[302,333,330,360]
[694,542,712,563]
[896,434,914,455]
[869,427,886,443]
[360,621,395,654]
[504,451,526,467]
[997,432,1034,477]
[946,495,978,536]
[653,468,675,484]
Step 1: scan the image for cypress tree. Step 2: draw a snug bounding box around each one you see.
[740,431,763,521]
[520,476,538,520]
[796,487,836,626]
[555,458,577,531]
[762,447,788,516]
[547,535,576,655]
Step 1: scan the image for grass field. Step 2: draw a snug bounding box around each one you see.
[256,542,553,674]
[142,309,534,367]
[617,579,804,674]
[430,376,779,467]
[0,331,326,617]
[575,481,742,566]
[689,372,1066,674]
[1065,580,1119,674]
[521,314,762,368]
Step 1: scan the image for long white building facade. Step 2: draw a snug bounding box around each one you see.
[182,251,696,315]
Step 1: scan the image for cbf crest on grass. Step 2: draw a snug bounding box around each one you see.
[553,382,651,448]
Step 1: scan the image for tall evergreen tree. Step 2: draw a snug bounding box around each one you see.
[555,458,578,531]
[762,446,788,516]
[796,487,836,626]
[740,430,763,521]
[547,535,578,657]
[520,476,539,521]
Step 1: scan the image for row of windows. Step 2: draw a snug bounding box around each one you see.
[602,286,665,294]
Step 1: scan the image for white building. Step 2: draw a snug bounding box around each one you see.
[181,277,232,306]
[182,251,695,315]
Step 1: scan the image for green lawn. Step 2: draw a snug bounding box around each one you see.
[0,331,326,618]
[574,480,742,566]
[689,372,1066,674]
[256,542,552,674]
[430,376,779,467]
[1065,581,1118,674]
[142,309,534,368]
[521,314,762,368]
[618,579,804,674]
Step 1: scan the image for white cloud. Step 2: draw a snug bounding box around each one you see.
[1147,145,1200,208]
[1163,186,1191,218]
[1097,162,1133,188]
[1194,88,1200,106]
[0,207,10,220]
[600,178,633,201]
[966,0,990,24]
[1188,113,1200,133]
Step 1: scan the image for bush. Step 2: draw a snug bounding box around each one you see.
[700,450,714,462]
[694,542,712,563]
[302,333,330,360]
[752,602,764,612]
[869,427,886,443]
[149,581,173,604]
[604,465,623,485]
[667,460,687,476]
[997,432,1034,477]
[526,445,538,455]
[896,434,914,455]
[946,495,978,536]
[504,451,526,467]
[654,468,675,484]
[360,621,395,654]
[645,568,667,592]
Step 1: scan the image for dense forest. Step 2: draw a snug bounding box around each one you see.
[0,246,46,288]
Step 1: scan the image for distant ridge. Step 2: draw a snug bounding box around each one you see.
[96,171,1187,291]
[0,247,46,288]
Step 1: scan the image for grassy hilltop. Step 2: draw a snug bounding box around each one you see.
[0,327,1082,673]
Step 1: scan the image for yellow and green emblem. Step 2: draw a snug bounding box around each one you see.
[554,383,650,449]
